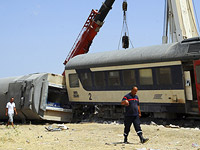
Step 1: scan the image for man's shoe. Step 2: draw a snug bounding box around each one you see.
[124,136,128,143]
[138,133,149,144]
[141,138,149,144]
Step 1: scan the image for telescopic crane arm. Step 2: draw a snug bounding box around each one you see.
[63,0,115,65]
[162,0,199,43]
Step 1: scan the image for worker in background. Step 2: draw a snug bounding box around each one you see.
[121,86,149,144]
[6,97,18,128]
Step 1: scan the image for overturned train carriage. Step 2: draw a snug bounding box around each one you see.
[0,73,72,122]
[65,37,200,119]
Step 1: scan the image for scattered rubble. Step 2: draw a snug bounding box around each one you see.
[45,124,69,132]
[165,124,180,128]
[136,148,160,150]
[192,143,200,148]
[150,121,157,126]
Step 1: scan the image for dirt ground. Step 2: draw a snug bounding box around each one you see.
[0,120,200,150]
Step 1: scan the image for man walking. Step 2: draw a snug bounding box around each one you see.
[6,97,18,128]
[121,86,148,144]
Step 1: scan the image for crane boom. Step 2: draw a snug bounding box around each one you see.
[63,0,115,65]
[162,0,199,43]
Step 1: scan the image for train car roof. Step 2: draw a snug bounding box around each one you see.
[65,40,200,70]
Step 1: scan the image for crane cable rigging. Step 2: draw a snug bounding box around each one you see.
[118,0,134,49]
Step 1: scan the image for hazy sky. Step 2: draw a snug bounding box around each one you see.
[0,0,200,78]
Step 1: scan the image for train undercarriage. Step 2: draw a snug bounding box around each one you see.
[70,103,200,122]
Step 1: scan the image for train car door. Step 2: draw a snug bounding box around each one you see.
[193,60,200,113]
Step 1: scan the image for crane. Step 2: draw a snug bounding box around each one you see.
[63,0,200,70]
[162,0,199,43]
[63,0,115,66]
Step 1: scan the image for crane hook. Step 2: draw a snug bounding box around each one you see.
[122,0,127,11]
[122,33,129,49]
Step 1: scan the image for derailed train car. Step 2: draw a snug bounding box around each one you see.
[65,37,200,119]
[1,37,200,121]
[0,73,72,122]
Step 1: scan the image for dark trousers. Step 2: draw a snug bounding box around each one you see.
[124,115,142,137]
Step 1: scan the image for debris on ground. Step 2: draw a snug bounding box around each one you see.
[150,121,157,126]
[165,124,180,128]
[136,148,160,150]
[192,143,199,148]
[45,124,69,132]
[57,124,69,130]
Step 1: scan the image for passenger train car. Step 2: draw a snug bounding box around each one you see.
[65,37,200,119]
[0,73,72,122]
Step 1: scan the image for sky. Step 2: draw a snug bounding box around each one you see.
[0,0,200,78]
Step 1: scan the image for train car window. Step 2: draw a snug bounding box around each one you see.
[188,43,200,53]
[69,74,79,88]
[94,72,106,88]
[47,86,69,108]
[139,69,153,85]
[156,67,172,85]
[80,72,92,88]
[108,71,120,86]
[122,70,136,86]
[196,65,200,83]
